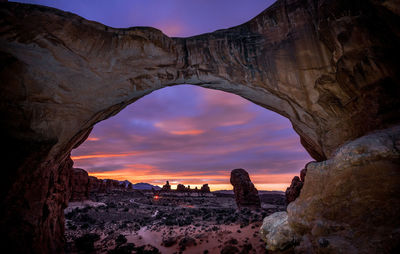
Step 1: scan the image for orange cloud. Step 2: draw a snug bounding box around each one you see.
[71,151,143,160]
[87,137,99,141]
[170,129,204,135]
[154,121,205,136]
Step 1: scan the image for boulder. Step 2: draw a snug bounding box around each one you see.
[230,169,261,209]
[260,212,299,251]
[287,126,400,253]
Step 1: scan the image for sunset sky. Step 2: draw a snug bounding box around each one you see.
[14,0,312,191]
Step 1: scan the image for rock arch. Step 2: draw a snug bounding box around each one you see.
[0,0,399,253]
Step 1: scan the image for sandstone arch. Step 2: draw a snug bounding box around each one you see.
[0,0,399,253]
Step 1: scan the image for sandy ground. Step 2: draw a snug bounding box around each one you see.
[64,190,286,253]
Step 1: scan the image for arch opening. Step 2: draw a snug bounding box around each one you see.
[65,84,311,253]
[72,84,312,191]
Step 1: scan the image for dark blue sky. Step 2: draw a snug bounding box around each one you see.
[13,0,311,190]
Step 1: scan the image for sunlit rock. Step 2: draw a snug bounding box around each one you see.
[260,212,299,251]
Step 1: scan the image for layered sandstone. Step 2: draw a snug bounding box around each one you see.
[230,168,261,209]
[69,168,89,201]
[69,169,133,201]
[0,0,399,253]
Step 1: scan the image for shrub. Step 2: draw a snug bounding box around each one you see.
[74,233,100,252]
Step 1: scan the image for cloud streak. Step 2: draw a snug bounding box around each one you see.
[72,85,312,191]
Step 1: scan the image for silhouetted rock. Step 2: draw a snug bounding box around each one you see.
[176,184,187,192]
[87,176,98,192]
[201,184,211,193]
[285,166,309,204]
[285,176,303,204]
[230,169,261,209]
[88,176,135,193]
[161,181,171,191]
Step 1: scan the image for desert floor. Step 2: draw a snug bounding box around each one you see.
[64,191,286,254]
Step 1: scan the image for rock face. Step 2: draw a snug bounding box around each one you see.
[287,126,400,253]
[0,0,400,253]
[70,169,133,201]
[230,169,261,209]
[69,168,90,201]
[88,176,101,192]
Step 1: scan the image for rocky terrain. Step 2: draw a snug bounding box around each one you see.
[64,190,286,254]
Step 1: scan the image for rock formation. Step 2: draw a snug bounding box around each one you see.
[69,168,133,201]
[161,181,171,191]
[285,176,303,204]
[88,176,102,192]
[200,184,211,193]
[285,166,309,204]
[69,168,90,201]
[261,126,400,252]
[176,184,188,192]
[230,168,261,209]
[285,166,308,204]
[0,0,399,253]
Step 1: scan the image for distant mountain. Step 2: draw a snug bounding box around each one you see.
[132,182,161,190]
